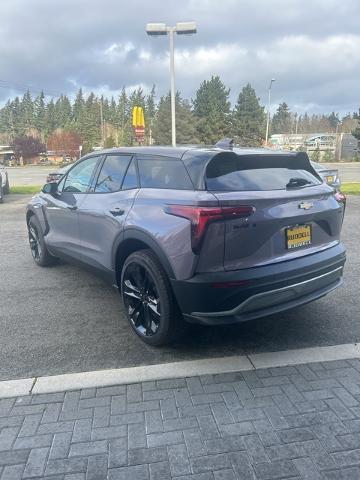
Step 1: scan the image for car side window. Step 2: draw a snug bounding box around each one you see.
[121,159,138,190]
[62,157,99,193]
[137,156,193,190]
[95,155,132,193]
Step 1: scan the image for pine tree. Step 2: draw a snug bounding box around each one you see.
[271,102,292,134]
[146,84,156,144]
[45,99,57,138]
[232,83,265,146]
[193,75,231,144]
[73,88,85,123]
[34,91,46,138]
[54,95,72,129]
[20,90,34,134]
[152,92,198,145]
[117,87,132,146]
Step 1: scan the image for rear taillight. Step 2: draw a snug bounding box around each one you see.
[164,204,255,253]
[335,191,346,205]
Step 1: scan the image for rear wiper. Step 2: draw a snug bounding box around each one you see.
[286,177,312,189]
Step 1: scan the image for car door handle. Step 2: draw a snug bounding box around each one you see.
[67,205,78,211]
[109,207,125,217]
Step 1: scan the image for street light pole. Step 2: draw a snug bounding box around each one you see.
[265,78,275,146]
[146,22,197,148]
[168,27,176,147]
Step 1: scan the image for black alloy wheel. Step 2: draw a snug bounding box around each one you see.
[121,249,185,346]
[28,216,56,266]
[28,223,43,261]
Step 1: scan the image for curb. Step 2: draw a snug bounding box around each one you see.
[1,342,359,398]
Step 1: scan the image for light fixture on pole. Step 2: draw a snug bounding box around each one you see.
[265,78,275,146]
[146,21,197,147]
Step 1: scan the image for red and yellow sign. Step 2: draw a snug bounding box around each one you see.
[132,106,145,144]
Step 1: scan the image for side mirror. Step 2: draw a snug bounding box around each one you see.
[42,182,59,195]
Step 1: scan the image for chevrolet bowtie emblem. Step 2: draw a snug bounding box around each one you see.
[298,201,314,210]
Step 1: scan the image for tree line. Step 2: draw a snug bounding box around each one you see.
[0,76,359,158]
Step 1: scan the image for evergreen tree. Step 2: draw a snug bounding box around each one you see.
[146,84,156,144]
[54,95,72,129]
[109,97,117,125]
[153,92,198,145]
[73,88,85,123]
[20,90,34,133]
[117,87,132,145]
[193,75,231,144]
[34,91,46,137]
[232,83,265,146]
[271,102,292,134]
[45,99,57,138]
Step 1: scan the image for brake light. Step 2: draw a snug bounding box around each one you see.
[164,205,255,253]
[335,191,346,205]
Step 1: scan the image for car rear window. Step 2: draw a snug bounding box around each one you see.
[206,153,321,191]
[137,156,193,190]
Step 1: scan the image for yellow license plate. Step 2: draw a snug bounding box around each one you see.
[325,175,334,184]
[286,225,312,249]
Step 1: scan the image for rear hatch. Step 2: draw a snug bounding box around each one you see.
[205,151,344,271]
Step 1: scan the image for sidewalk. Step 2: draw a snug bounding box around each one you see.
[1,357,360,479]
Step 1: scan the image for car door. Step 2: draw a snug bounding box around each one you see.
[77,154,139,273]
[43,155,101,259]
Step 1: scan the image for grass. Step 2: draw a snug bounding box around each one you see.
[10,185,42,194]
[341,183,360,195]
[8,182,360,196]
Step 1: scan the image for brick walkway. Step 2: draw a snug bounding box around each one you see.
[1,359,360,479]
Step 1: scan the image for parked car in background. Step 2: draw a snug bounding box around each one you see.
[0,162,9,202]
[46,163,74,183]
[311,161,341,190]
[26,144,346,346]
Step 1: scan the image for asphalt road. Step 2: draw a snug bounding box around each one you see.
[0,194,359,382]
[6,162,360,186]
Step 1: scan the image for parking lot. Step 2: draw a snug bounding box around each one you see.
[0,194,358,382]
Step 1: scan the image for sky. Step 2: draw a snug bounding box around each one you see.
[0,0,359,115]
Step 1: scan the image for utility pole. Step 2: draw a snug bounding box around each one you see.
[100,100,104,148]
[169,27,176,148]
[265,78,275,146]
[146,22,197,147]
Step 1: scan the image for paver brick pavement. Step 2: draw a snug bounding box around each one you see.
[1,358,360,478]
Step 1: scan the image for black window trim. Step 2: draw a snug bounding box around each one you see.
[59,154,104,194]
[88,153,138,194]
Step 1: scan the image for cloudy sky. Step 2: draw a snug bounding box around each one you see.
[0,0,359,114]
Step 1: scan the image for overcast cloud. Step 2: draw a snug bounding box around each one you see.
[0,0,359,114]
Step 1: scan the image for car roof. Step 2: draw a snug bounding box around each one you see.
[87,145,296,159]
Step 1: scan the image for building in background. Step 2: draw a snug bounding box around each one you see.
[269,133,359,161]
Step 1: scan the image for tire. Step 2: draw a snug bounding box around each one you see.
[121,249,185,346]
[28,216,57,266]
[3,176,9,195]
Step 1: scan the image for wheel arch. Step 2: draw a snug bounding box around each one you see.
[114,228,176,288]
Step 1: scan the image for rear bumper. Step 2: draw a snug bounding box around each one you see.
[170,243,346,325]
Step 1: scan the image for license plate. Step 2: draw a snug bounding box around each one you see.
[325,175,334,184]
[286,225,312,249]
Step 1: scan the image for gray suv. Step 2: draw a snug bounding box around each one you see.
[26,144,346,345]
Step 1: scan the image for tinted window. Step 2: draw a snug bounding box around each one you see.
[138,157,193,189]
[122,159,138,190]
[206,154,321,191]
[63,156,99,193]
[95,155,132,193]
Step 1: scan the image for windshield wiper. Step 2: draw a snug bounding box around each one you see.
[286,177,312,189]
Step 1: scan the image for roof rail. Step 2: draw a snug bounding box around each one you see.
[214,138,234,150]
